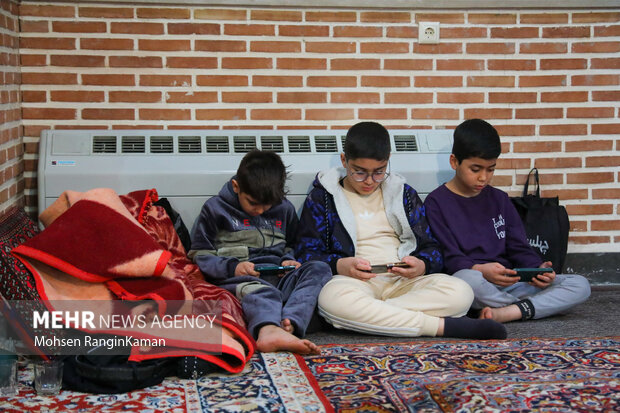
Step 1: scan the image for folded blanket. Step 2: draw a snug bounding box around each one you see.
[11,188,255,373]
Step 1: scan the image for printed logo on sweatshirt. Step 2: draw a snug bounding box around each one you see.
[358,211,375,220]
[492,214,506,239]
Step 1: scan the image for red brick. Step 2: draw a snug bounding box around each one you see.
[168,23,219,35]
[412,43,463,54]
[82,74,134,86]
[572,74,619,86]
[79,6,133,18]
[588,154,620,167]
[544,189,588,200]
[51,90,105,102]
[195,40,246,52]
[595,25,620,37]
[251,10,301,22]
[20,37,75,50]
[469,13,516,24]
[567,172,615,184]
[305,11,356,22]
[307,76,356,87]
[573,41,620,53]
[251,41,301,53]
[362,12,411,23]
[166,92,217,103]
[109,91,161,103]
[362,76,410,87]
[519,75,566,87]
[21,72,77,85]
[306,109,353,120]
[415,76,461,87]
[20,55,47,66]
[491,27,538,38]
[386,92,433,104]
[222,57,272,70]
[569,234,611,243]
[22,107,75,119]
[591,58,620,69]
[333,92,381,104]
[277,58,326,70]
[279,25,329,37]
[516,108,563,119]
[593,188,620,199]
[334,26,383,37]
[543,27,590,38]
[361,42,409,54]
[441,27,487,39]
[222,92,272,103]
[541,91,587,103]
[20,4,74,17]
[520,13,568,24]
[519,42,568,54]
[360,108,408,119]
[489,92,536,103]
[50,54,105,67]
[20,20,49,33]
[437,59,484,71]
[82,108,134,120]
[111,22,164,35]
[540,124,588,136]
[21,90,46,102]
[331,58,380,70]
[81,38,133,50]
[167,57,217,69]
[194,9,246,20]
[496,158,531,170]
[488,59,536,71]
[109,56,162,68]
[593,91,620,101]
[196,75,248,87]
[464,108,513,119]
[252,75,301,87]
[415,13,463,24]
[467,76,515,87]
[412,108,459,119]
[139,39,190,51]
[565,140,613,151]
[306,42,355,53]
[592,124,620,135]
[52,21,105,33]
[140,109,190,121]
[386,26,416,38]
[567,205,613,216]
[278,92,326,104]
[384,59,433,70]
[573,12,620,23]
[136,8,190,19]
[466,43,515,54]
[140,75,191,87]
[541,59,587,70]
[224,24,275,36]
[592,220,620,231]
[251,109,301,120]
[534,157,582,168]
[513,141,562,153]
[567,107,615,118]
[196,109,246,120]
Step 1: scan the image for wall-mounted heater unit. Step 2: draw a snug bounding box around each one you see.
[38,129,453,229]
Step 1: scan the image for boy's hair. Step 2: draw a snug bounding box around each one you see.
[235,150,287,205]
[452,119,502,162]
[344,121,391,161]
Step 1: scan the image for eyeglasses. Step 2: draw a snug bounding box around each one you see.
[346,162,390,183]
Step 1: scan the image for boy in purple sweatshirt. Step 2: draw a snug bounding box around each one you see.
[424,119,590,323]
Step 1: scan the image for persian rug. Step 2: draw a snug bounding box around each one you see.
[303,337,620,412]
[0,352,332,412]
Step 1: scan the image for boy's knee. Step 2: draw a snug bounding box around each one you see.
[443,276,475,312]
[561,273,591,301]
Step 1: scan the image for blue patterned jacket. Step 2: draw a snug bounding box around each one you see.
[295,167,444,275]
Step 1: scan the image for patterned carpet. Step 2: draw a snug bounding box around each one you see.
[302,337,620,412]
[0,352,331,412]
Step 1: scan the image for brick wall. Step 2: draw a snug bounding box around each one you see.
[17,2,620,252]
[0,0,22,214]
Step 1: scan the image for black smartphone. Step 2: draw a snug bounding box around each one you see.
[255,265,296,276]
[369,262,410,273]
[513,267,553,282]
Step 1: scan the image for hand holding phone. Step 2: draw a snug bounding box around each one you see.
[255,265,296,276]
[369,262,411,274]
[512,267,554,282]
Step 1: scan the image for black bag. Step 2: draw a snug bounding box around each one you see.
[510,168,570,273]
[153,197,192,252]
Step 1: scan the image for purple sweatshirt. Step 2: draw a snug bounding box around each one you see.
[424,184,542,274]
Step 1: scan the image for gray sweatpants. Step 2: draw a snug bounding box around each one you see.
[453,269,591,319]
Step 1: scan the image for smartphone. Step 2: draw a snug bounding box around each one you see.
[513,267,553,282]
[255,265,296,276]
[369,262,410,274]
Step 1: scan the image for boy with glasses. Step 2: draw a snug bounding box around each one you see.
[295,121,507,340]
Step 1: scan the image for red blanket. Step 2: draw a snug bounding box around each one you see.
[12,188,255,373]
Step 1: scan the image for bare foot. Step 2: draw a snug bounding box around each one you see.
[479,305,522,323]
[280,318,294,334]
[256,324,320,355]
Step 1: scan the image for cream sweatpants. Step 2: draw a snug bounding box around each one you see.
[318,273,474,337]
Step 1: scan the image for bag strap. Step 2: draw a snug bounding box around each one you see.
[522,167,540,198]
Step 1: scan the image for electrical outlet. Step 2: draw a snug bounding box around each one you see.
[419,22,440,44]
